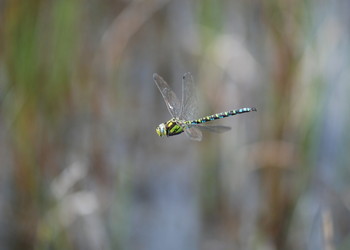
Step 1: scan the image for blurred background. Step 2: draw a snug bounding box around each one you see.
[1,0,350,249]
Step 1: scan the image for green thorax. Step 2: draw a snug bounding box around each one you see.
[165,118,185,136]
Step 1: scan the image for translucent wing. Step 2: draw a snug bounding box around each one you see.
[184,127,203,141]
[184,124,230,141]
[153,73,182,118]
[180,72,199,120]
[195,124,231,133]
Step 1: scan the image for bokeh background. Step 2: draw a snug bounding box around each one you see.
[1,0,350,249]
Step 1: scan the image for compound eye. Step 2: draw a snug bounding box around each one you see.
[156,123,166,137]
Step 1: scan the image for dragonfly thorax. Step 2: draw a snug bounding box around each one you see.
[156,119,185,137]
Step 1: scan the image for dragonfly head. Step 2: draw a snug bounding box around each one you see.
[156,123,167,137]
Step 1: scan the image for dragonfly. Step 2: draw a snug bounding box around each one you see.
[153,72,256,141]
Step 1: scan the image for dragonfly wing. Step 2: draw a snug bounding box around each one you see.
[184,126,203,141]
[153,73,182,118]
[181,72,199,120]
[195,124,231,133]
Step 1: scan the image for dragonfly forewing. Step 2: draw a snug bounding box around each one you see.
[181,72,199,120]
[153,73,182,119]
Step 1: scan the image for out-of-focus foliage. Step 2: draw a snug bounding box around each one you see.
[1,0,350,249]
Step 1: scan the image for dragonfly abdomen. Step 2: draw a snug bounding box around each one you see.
[188,107,256,125]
